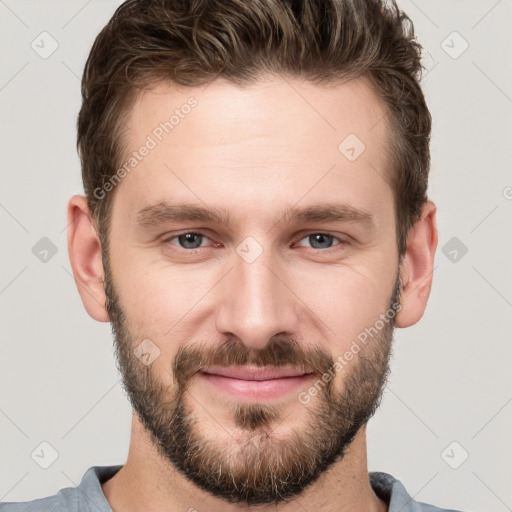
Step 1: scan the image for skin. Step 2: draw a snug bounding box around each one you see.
[67,75,437,511]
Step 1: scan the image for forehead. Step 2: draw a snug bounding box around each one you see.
[125,75,388,152]
[113,75,392,228]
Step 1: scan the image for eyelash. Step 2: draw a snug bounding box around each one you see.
[161,231,348,252]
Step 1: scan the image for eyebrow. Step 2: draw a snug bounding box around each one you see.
[278,203,374,227]
[136,201,375,230]
[136,202,231,227]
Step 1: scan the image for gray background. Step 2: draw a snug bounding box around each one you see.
[1,1,511,510]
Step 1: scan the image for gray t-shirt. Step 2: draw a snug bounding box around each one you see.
[0,466,466,512]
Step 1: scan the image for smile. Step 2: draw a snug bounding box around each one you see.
[198,365,316,401]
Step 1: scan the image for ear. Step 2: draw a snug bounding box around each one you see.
[395,200,438,328]
[66,195,109,322]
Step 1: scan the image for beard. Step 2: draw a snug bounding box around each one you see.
[103,260,401,506]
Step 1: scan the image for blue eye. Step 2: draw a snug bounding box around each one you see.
[161,231,346,252]
[296,233,343,250]
[165,232,209,249]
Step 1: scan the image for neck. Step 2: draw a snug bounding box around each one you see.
[102,415,388,512]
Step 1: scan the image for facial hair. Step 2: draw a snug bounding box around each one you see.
[104,261,401,506]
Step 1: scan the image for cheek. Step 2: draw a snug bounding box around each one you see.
[290,260,395,353]
[112,263,213,361]
[119,273,185,332]
[301,269,395,394]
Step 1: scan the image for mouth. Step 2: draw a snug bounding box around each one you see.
[198,365,316,401]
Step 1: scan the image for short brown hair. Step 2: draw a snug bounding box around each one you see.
[77,0,431,260]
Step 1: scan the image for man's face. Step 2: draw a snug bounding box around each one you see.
[103,76,401,504]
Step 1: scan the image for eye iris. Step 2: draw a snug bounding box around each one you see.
[309,234,333,249]
[178,233,203,249]
[174,234,335,250]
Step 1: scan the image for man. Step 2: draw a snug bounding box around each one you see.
[0,0,467,511]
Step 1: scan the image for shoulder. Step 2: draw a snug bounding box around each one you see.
[0,487,78,512]
[0,465,122,512]
[369,471,470,512]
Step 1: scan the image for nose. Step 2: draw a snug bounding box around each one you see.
[214,244,300,351]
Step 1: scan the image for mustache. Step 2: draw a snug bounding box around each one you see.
[172,337,335,390]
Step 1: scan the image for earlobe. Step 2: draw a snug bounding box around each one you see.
[395,200,438,328]
[66,195,109,322]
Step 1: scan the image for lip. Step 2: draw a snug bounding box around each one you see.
[198,365,316,401]
[200,365,311,380]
